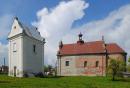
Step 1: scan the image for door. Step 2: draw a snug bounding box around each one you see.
[14,66,16,77]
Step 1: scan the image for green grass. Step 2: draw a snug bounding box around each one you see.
[0,75,130,88]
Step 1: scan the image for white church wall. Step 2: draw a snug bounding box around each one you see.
[8,19,23,38]
[8,35,23,77]
[8,17,45,77]
[22,35,44,74]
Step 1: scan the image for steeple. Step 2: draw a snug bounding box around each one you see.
[77,32,84,44]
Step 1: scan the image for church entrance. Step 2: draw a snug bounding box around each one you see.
[14,66,17,77]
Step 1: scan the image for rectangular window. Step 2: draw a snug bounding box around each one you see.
[65,61,69,66]
[96,61,99,67]
[84,61,87,67]
[33,45,36,53]
[13,43,17,52]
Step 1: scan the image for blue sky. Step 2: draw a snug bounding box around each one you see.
[0,0,130,44]
[76,0,130,25]
[0,0,130,26]
[0,0,130,65]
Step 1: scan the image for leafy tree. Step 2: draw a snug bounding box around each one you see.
[44,65,48,73]
[48,65,53,72]
[44,65,53,72]
[108,59,126,81]
[43,65,54,76]
[118,60,126,72]
[127,64,130,72]
[128,57,130,63]
[126,57,130,72]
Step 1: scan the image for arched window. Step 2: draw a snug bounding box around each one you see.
[96,61,99,67]
[84,61,87,67]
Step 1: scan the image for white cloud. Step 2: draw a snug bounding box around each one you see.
[33,0,89,65]
[0,42,8,65]
[34,0,130,65]
[63,4,130,58]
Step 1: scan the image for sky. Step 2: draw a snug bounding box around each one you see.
[0,0,130,66]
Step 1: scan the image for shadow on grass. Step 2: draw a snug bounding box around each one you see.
[0,81,10,83]
[110,78,130,82]
[42,76,64,79]
[29,75,64,79]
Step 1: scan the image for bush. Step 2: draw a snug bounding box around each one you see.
[23,73,28,78]
[35,72,44,78]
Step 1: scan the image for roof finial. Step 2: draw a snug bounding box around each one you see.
[102,35,104,41]
[36,27,38,30]
[14,16,18,20]
[77,32,84,44]
[42,38,46,43]
[78,32,83,41]
[59,40,63,49]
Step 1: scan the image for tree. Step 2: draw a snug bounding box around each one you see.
[127,57,130,72]
[128,57,130,63]
[44,65,48,73]
[108,59,126,81]
[48,65,53,72]
[44,65,53,72]
[43,65,54,76]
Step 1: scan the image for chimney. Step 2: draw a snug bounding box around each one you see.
[4,57,5,66]
[102,36,107,53]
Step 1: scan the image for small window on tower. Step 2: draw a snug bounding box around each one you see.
[13,43,17,52]
[84,61,87,67]
[65,61,69,66]
[33,45,36,53]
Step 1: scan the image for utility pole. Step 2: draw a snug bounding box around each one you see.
[4,57,5,66]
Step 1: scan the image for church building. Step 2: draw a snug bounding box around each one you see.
[8,17,45,77]
[57,33,127,76]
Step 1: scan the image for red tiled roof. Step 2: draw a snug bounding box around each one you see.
[106,43,125,54]
[58,41,126,56]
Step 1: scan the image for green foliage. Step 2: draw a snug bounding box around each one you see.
[118,60,126,72]
[0,75,130,88]
[127,57,130,72]
[44,65,53,72]
[128,57,130,62]
[108,59,126,81]
[127,64,130,72]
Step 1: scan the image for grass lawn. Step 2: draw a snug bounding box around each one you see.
[0,75,130,88]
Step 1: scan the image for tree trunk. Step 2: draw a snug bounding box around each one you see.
[112,74,115,81]
[112,70,116,81]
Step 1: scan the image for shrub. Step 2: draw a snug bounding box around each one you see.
[35,72,44,78]
[108,59,126,81]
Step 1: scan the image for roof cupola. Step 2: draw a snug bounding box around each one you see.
[77,32,84,44]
